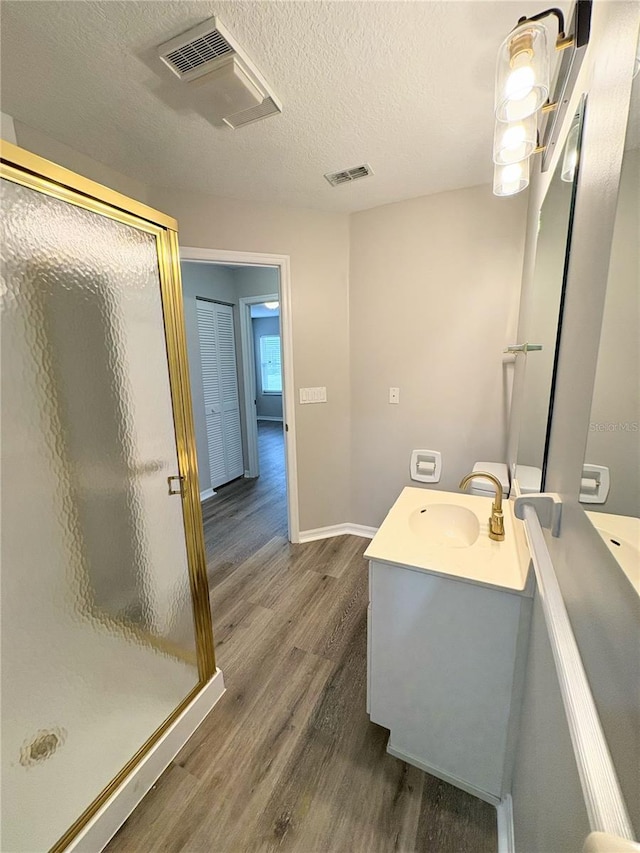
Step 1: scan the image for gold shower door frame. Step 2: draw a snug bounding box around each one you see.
[0,141,216,853]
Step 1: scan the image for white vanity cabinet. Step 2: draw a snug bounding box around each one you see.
[365,487,532,804]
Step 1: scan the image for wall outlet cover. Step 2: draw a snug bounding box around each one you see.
[299,387,327,404]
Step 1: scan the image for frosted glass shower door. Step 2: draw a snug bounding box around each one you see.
[1,161,212,852]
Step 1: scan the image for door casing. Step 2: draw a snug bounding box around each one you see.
[238,290,280,478]
[180,247,299,544]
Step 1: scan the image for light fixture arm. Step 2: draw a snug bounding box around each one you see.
[514,7,574,50]
[517,7,565,37]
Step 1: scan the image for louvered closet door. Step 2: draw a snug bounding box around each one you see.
[196,300,243,489]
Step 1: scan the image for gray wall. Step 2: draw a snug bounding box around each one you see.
[13,119,149,203]
[10,120,528,536]
[511,593,591,851]
[509,3,640,848]
[234,266,279,300]
[349,183,527,527]
[583,148,640,517]
[148,186,351,533]
[252,315,283,419]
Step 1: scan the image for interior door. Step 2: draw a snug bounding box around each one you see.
[197,299,243,489]
[0,146,214,853]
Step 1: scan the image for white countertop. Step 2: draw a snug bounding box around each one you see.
[586,510,639,595]
[583,832,640,853]
[364,487,531,595]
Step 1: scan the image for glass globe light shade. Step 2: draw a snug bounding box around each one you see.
[493,115,537,165]
[495,22,550,122]
[493,159,530,196]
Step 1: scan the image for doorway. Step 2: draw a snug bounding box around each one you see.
[179,248,298,545]
[238,292,282,478]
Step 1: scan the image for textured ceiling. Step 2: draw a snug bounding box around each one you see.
[1,0,568,212]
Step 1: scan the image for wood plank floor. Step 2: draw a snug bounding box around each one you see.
[106,422,497,852]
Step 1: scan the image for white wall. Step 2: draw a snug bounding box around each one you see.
[349,183,527,527]
[148,187,352,532]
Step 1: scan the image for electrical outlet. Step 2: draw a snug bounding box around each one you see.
[389,387,400,404]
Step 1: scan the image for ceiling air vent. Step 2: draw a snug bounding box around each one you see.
[324,164,374,187]
[159,19,236,82]
[157,17,282,129]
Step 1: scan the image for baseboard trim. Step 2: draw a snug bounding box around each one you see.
[199,488,216,502]
[496,794,515,853]
[298,523,378,543]
[67,670,225,853]
[386,742,501,807]
[257,416,283,422]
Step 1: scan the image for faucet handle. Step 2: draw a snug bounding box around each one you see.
[489,509,505,541]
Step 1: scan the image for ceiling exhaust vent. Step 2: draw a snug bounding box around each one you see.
[324,164,374,187]
[157,17,282,128]
[159,19,236,82]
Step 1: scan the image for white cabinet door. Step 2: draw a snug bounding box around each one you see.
[368,559,525,802]
[197,300,243,489]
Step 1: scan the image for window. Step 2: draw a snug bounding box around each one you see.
[259,335,282,394]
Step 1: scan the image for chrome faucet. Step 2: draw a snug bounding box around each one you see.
[459,471,505,541]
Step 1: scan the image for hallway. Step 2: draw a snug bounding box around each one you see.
[105,422,497,852]
[201,420,288,590]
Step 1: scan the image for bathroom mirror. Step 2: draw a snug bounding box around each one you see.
[515,97,587,492]
[581,67,639,571]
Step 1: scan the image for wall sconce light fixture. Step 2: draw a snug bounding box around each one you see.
[493,1,592,196]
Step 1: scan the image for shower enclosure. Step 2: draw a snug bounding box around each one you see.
[0,143,216,852]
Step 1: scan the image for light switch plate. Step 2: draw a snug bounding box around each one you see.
[389,387,400,404]
[300,387,327,404]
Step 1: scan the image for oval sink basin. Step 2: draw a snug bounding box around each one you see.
[409,503,480,548]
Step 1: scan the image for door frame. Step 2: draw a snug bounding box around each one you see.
[238,291,280,479]
[180,246,299,543]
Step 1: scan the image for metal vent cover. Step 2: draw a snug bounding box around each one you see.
[324,164,374,187]
[165,31,233,75]
[157,17,283,128]
[223,97,281,129]
[158,18,236,82]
